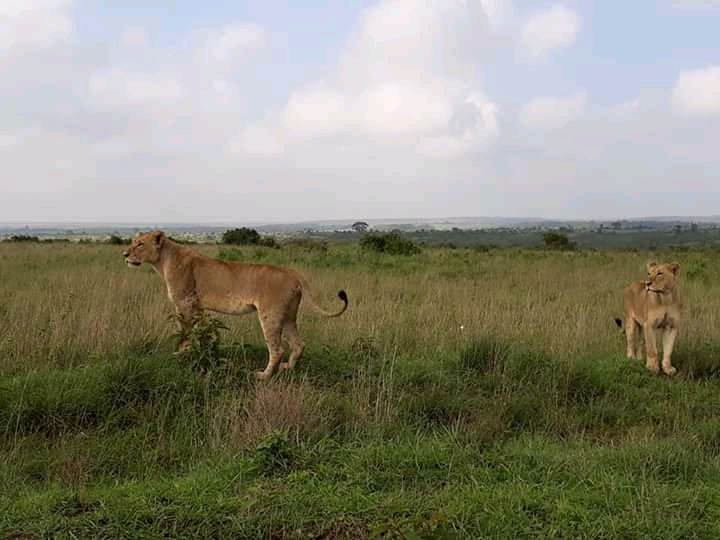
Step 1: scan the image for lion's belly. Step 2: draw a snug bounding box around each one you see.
[198,292,255,315]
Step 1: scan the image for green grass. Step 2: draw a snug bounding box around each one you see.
[2,241,720,538]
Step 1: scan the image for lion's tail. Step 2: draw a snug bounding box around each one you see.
[298,276,348,318]
[613,317,624,331]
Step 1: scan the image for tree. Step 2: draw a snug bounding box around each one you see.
[351,221,369,233]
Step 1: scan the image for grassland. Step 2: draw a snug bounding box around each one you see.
[2,240,720,539]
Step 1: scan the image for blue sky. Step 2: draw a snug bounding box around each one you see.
[1,0,720,222]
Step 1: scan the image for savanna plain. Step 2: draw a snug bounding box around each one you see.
[2,239,720,539]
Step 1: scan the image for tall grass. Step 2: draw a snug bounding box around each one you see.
[2,241,720,537]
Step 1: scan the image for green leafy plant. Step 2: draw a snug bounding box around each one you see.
[171,313,228,373]
[251,430,298,476]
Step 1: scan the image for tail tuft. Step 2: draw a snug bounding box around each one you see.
[614,317,623,329]
[338,290,348,304]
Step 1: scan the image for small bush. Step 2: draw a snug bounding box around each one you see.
[173,313,228,373]
[360,231,421,255]
[251,431,299,476]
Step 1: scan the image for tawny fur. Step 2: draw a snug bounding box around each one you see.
[614,261,682,376]
[123,231,348,380]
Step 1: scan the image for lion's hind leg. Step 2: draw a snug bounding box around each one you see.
[279,319,305,373]
[624,317,643,359]
[255,312,286,381]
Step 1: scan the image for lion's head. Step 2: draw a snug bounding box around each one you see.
[123,230,166,267]
[645,261,680,293]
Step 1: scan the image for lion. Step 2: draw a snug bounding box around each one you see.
[123,230,348,380]
[613,261,681,376]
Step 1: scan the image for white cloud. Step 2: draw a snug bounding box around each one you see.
[479,0,513,27]
[0,130,96,193]
[671,65,720,114]
[519,91,588,129]
[0,0,73,54]
[3,0,720,222]
[227,125,284,156]
[89,69,184,105]
[355,81,453,136]
[520,4,581,59]
[671,0,720,8]
[194,23,266,62]
[120,27,147,47]
[419,93,499,158]
[282,85,348,138]
[246,0,503,160]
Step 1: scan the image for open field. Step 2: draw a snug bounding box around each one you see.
[2,240,720,538]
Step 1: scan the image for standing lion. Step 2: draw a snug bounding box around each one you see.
[614,261,682,376]
[123,231,348,380]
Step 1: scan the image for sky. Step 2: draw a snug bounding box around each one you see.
[2,0,720,223]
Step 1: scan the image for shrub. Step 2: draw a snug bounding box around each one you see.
[542,231,577,251]
[222,227,261,245]
[107,235,130,245]
[222,227,279,249]
[359,231,421,255]
[8,234,40,242]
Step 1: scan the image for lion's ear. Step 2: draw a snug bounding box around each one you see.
[646,261,658,274]
[152,231,166,246]
[669,262,680,275]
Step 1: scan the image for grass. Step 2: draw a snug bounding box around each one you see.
[2,241,720,538]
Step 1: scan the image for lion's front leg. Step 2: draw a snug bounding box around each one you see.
[625,319,642,359]
[642,324,660,374]
[174,298,201,352]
